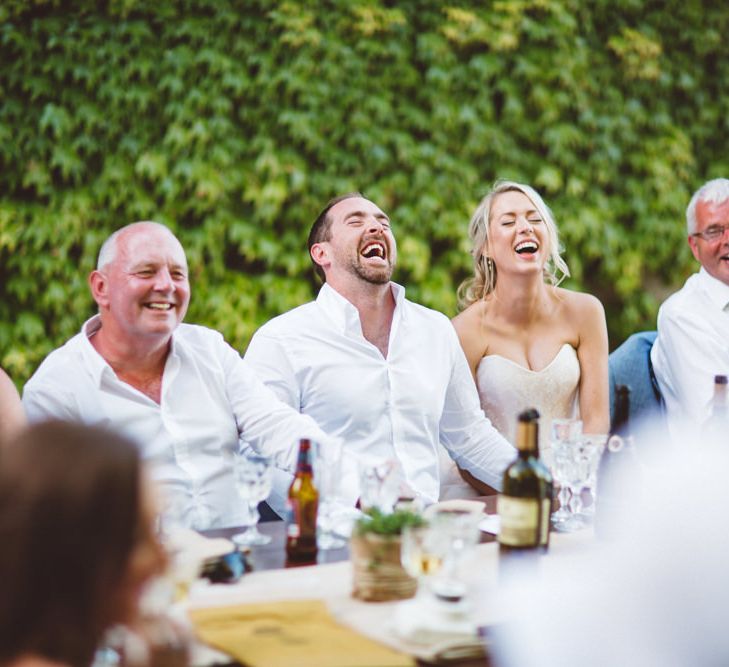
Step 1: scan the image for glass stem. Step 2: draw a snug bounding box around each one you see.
[558,485,570,512]
[247,501,260,530]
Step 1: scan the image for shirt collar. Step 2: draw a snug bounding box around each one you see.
[79,315,182,387]
[79,315,110,386]
[315,281,406,338]
[697,267,729,311]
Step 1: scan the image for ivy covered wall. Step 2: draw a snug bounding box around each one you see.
[1,0,727,384]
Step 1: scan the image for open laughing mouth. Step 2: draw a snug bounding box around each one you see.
[144,302,174,311]
[514,240,539,255]
[360,240,387,262]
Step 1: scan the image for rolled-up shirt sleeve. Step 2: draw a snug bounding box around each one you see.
[222,340,328,471]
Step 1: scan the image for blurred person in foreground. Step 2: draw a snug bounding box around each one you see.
[0,421,168,667]
[451,181,609,493]
[651,178,729,442]
[22,222,330,529]
[491,418,729,667]
[244,193,515,514]
[0,367,25,443]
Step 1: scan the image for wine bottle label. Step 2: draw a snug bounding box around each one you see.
[498,496,539,547]
[539,498,550,547]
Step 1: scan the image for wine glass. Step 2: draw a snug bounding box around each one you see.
[400,522,446,600]
[312,439,348,550]
[549,418,582,527]
[552,438,591,532]
[427,509,481,603]
[358,458,403,513]
[397,517,480,641]
[579,434,607,521]
[232,452,273,546]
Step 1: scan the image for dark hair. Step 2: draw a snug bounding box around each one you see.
[307,192,363,282]
[0,421,143,667]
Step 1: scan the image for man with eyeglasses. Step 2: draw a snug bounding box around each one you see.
[652,178,729,440]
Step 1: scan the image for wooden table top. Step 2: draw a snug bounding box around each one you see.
[202,496,499,572]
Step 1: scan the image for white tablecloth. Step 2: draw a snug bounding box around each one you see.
[184,528,596,663]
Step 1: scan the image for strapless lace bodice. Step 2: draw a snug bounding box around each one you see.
[476,343,580,451]
[438,343,580,500]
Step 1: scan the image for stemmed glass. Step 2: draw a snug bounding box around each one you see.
[397,515,480,641]
[400,522,447,602]
[551,438,591,532]
[312,440,348,550]
[579,434,607,521]
[429,509,481,602]
[358,458,402,513]
[549,418,582,527]
[232,452,274,546]
[401,511,480,605]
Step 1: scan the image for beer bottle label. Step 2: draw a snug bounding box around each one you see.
[285,500,300,538]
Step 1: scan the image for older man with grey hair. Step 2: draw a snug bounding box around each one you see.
[23,221,330,529]
[651,178,729,440]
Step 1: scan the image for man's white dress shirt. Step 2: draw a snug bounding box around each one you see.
[244,282,515,513]
[652,268,729,441]
[22,316,327,529]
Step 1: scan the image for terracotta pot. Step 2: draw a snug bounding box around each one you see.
[350,533,417,602]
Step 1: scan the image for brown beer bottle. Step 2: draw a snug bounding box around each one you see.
[285,438,319,563]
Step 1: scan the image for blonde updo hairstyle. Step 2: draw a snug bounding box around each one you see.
[458,180,570,309]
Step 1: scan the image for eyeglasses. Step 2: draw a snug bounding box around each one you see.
[691,224,729,242]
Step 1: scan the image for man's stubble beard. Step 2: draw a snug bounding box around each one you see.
[350,257,393,285]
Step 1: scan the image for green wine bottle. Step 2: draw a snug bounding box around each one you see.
[498,408,553,554]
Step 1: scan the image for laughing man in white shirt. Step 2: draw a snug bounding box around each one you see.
[652,178,729,441]
[245,193,516,513]
[22,222,329,529]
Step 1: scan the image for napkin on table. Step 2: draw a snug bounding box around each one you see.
[189,599,415,667]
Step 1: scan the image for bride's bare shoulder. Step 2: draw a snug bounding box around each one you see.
[452,299,488,334]
[452,300,490,365]
[552,287,606,326]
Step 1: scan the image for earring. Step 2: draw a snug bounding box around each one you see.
[483,256,494,272]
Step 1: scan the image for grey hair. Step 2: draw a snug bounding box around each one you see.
[457,180,570,309]
[686,178,729,235]
[96,221,175,269]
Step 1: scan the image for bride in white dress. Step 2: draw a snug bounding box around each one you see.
[445,181,609,496]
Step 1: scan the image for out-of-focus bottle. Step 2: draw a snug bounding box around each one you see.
[701,375,729,448]
[285,438,319,564]
[498,408,553,554]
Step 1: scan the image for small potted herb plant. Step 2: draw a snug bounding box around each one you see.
[350,507,426,602]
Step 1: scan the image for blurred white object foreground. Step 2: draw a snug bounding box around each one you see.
[492,421,729,667]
